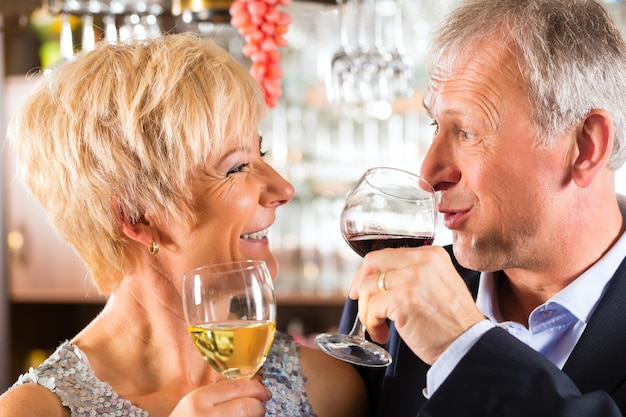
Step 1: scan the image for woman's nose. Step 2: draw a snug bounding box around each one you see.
[263,165,295,207]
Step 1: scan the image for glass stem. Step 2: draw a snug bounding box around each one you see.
[348,317,366,339]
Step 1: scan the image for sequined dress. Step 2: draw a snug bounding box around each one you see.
[11,332,317,417]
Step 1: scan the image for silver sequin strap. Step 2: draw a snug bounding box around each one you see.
[13,341,149,417]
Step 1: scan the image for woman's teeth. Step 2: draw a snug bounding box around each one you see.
[241,228,269,240]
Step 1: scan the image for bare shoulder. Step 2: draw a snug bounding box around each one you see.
[297,345,369,417]
[0,383,69,417]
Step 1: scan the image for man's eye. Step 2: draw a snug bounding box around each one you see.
[462,131,476,140]
[227,163,249,175]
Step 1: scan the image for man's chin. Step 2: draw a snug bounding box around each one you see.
[452,235,505,273]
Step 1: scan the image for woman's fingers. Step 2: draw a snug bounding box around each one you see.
[170,379,271,417]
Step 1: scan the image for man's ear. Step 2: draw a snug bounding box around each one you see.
[570,109,613,188]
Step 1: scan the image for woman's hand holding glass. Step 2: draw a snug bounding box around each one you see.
[168,379,270,417]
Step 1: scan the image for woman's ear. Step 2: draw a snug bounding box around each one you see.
[570,109,614,188]
[120,217,155,248]
[115,200,157,248]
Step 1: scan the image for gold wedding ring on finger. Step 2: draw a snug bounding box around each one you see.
[377,271,387,292]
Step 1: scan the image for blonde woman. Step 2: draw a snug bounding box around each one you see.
[0,33,367,417]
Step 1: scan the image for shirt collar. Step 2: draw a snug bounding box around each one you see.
[477,194,626,325]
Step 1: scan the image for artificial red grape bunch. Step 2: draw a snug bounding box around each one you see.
[230,0,291,108]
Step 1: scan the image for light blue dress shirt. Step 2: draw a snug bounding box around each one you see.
[424,201,626,398]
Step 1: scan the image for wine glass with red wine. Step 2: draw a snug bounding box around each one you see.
[315,167,437,367]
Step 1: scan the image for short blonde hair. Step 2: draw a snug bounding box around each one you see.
[7,32,265,294]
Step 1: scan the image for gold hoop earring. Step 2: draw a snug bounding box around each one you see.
[149,242,159,255]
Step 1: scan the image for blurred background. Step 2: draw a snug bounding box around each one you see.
[2,0,626,391]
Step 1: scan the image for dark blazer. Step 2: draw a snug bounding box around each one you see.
[338,245,626,417]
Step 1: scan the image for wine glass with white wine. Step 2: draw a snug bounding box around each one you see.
[182,260,276,380]
[315,166,437,367]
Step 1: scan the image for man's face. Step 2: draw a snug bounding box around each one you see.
[421,42,576,272]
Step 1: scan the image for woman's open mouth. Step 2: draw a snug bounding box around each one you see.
[241,227,270,240]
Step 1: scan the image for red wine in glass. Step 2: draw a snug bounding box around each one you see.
[315,167,437,368]
[346,233,434,257]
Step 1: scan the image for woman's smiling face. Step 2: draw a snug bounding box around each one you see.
[163,135,294,281]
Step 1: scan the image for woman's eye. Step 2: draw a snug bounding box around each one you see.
[227,163,249,175]
[260,150,268,158]
[430,120,439,136]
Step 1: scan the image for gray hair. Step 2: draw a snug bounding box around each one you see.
[427,0,626,170]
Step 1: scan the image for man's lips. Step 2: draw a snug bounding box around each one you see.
[440,208,471,230]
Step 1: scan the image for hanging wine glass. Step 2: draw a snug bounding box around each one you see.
[60,11,74,60]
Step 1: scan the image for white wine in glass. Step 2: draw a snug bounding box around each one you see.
[316,167,437,367]
[182,260,276,380]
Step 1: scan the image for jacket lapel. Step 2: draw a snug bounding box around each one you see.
[562,256,626,395]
